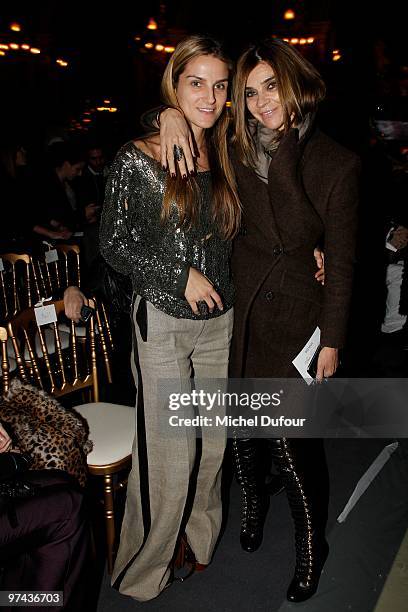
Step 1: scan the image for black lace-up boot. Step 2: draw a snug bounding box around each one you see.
[269,438,329,603]
[232,437,269,553]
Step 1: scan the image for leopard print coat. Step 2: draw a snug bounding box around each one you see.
[0,379,93,487]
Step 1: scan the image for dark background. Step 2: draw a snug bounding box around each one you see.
[0,0,406,155]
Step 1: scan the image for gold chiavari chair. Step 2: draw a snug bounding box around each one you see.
[0,326,13,394]
[92,296,113,383]
[0,253,41,321]
[39,243,80,296]
[38,245,62,296]
[0,253,69,363]
[0,260,7,324]
[57,294,113,384]
[38,244,113,383]
[7,300,134,573]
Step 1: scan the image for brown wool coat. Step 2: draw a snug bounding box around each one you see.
[229,126,360,378]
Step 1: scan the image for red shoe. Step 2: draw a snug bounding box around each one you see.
[173,534,208,580]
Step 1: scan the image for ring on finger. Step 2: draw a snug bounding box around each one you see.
[197,300,208,315]
[173,144,184,162]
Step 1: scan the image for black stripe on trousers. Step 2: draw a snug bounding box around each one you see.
[113,299,151,590]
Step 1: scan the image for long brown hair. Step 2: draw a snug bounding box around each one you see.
[232,38,326,168]
[160,34,241,239]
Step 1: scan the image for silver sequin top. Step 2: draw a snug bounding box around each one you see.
[99,141,233,319]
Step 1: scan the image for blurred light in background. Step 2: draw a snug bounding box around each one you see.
[147,18,158,31]
[284,10,295,20]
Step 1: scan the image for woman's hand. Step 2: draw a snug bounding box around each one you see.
[185,267,224,315]
[53,228,73,240]
[316,347,338,381]
[159,108,196,177]
[389,225,408,251]
[314,247,325,285]
[49,221,73,240]
[64,286,88,323]
[85,203,100,223]
[0,422,12,453]
[33,225,73,241]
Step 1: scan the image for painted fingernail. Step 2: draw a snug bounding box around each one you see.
[182,174,187,179]
[171,172,176,178]
[189,170,196,176]
[162,165,167,171]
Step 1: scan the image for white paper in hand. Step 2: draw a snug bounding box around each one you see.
[385,227,397,252]
[45,249,59,263]
[35,304,57,327]
[292,326,321,385]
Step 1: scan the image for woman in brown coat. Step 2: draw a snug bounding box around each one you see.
[228,39,359,603]
[156,38,359,604]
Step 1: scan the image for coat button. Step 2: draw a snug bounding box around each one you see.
[265,291,274,301]
[273,245,283,256]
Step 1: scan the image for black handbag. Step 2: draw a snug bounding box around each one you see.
[86,255,133,315]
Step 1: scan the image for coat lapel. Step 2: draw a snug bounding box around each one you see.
[234,157,282,245]
[267,127,322,246]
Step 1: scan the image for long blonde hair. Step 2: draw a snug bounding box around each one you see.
[160,34,241,240]
[232,38,326,168]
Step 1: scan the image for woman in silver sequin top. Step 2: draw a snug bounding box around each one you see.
[101,36,241,602]
[156,38,359,605]
[99,141,235,319]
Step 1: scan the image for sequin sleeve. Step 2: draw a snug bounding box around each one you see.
[99,143,190,297]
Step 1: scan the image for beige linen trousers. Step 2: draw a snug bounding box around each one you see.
[112,298,233,601]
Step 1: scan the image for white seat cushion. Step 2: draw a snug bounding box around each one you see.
[58,322,99,337]
[6,338,14,359]
[8,330,70,360]
[29,328,71,359]
[74,402,135,466]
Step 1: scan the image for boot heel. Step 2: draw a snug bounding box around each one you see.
[286,537,329,602]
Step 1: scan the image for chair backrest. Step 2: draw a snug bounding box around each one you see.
[0,326,10,394]
[36,243,81,297]
[92,296,113,384]
[0,259,7,323]
[56,244,81,289]
[0,253,41,321]
[7,299,99,401]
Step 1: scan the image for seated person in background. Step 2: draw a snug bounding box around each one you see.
[75,144,108,214]
[32,142,95,241]
[0,421,89,611]
[63,257,134,405]
[0,142,34,249]
[371,158,408,375]
[73,144,109,271]
[373,219,408,376]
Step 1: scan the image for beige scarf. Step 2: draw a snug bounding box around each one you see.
[249,113,313,183]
